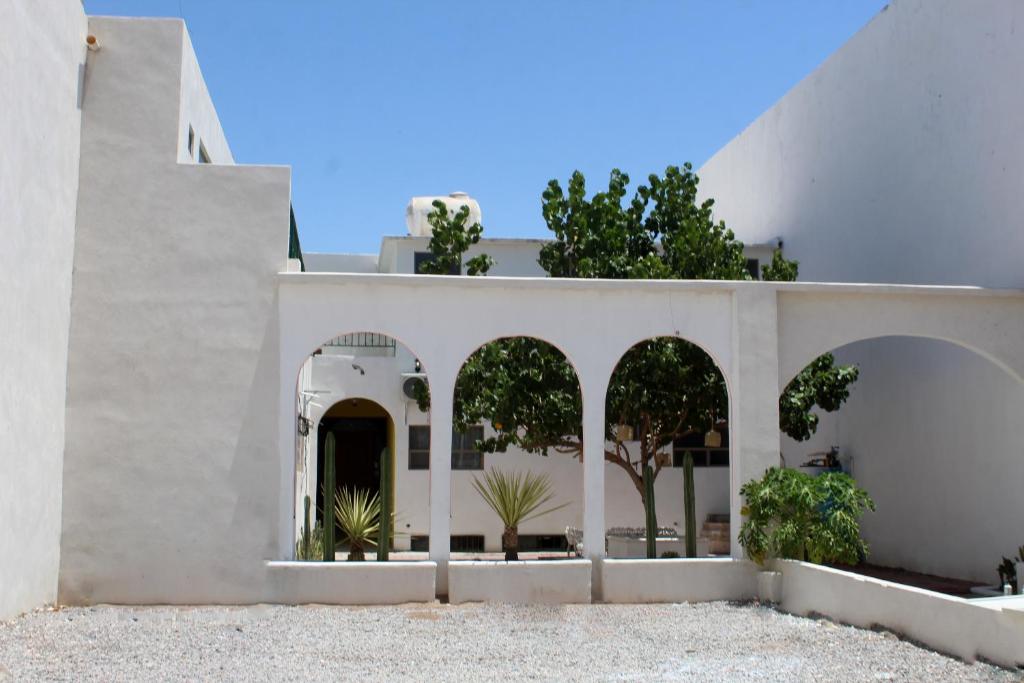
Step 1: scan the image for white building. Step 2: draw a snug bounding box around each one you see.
[3,1,1023,653]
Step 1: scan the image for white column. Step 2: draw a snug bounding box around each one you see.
[581,372,607,598]
[428,374,455,595]
[729,286,781,558]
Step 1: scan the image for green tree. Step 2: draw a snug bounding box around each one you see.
[420,164,859,537]
[417,200,494,276]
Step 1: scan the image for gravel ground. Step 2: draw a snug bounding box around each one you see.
[0,602,1019,682]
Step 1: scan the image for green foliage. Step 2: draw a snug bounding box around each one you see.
[683,451,697,558]
[780,353,861,442]
[418,200,494,276]
[471,468,569,560]
[377,448,391,562]
[738,467,875,566]
[430,164,857,525]
[335,487,382,562]
[760,248,799,282]
[295,495,324,561]
[322,433,336,562]
[660,551,681,559]
[444,338,582,456]
[997,546,1023,593]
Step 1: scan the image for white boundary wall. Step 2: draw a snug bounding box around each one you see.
[265,561,436,605]
[774,560,1024,669]
[449,560,592,604]
[601,559,758,603]
[0,0,86,619]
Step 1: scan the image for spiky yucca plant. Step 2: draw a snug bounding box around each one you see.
[471,468,569,560]
[335,487,381,561]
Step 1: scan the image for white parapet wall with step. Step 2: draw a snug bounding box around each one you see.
[774,560,1024,669]
[448,560,592,604]
[265,562,437,605]
[601,558,759,603]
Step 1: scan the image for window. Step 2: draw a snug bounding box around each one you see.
[198,141,211,164]
[187,125,195,158]
[408,426,430,470]
[452,426,484,470]
[450,535,485,552]
[410,535,429,552]
[414,251,459,275]
[518,534,568,552]
[672,428,729,467]
[746,258,760,280]
[406,425,484,470]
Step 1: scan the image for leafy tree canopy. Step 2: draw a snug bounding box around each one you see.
[417,200,494,276]
[421,164,860,511]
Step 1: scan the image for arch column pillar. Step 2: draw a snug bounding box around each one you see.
[729,287,781,557]
[576,359,612,600]
[427,372,455,596]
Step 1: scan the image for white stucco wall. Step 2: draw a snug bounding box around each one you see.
[59,17,291,605]
[0,0,86,619]
[699,0,1024,582]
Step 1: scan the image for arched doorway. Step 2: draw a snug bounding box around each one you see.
[315,398,394,532]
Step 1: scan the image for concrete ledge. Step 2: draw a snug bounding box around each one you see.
[265,561,436,605]
[448,560,592,604]
[601,558,759,603]
[775,560,1024,669]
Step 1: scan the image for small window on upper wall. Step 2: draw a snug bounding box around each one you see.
[198,141,211,164]
[746,259,760,280]
[187,125,195,158]
[414,251,459,275]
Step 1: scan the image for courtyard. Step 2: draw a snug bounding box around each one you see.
[0,603,1017,682]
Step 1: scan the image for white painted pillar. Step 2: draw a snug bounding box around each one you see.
[729,286,781,558]
[580,371,608,599]
[428,374,455,595]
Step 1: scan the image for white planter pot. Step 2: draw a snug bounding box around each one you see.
[757,570,783,603]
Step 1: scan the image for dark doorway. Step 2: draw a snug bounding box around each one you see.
[316,416,388,524]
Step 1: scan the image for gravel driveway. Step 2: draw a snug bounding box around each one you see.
[0,602,1018,682]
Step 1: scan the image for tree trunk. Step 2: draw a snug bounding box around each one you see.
[502,525,519,561]
[348,542,365,562]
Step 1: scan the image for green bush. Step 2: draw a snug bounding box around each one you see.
[738,467,875,565]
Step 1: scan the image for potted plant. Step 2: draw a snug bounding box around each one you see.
[472,468,568,560]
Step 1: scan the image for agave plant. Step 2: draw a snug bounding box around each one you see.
[334,487,382,561]
[472,468,569,560]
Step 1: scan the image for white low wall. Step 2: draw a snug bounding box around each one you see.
[265,561,436,605]
[448,560,592,604]
[601,558,758,603]
[775,560,1024,669]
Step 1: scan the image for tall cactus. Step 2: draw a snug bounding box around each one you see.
[322,432,336,562]
[643,464,656,559]
[377,447,391,561]
[683,451,697,558]
[302,494,312,560]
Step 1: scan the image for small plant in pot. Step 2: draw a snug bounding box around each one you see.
[472,468,569,561]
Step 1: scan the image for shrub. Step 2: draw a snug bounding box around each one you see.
[738,467,874,565]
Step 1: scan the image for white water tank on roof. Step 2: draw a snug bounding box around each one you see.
[405,192,482,237]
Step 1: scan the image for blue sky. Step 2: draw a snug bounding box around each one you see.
[84,1,884,254]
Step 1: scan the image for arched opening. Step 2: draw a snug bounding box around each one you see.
[293,331,430,561]
[604,336,731,559]
[779,335,1024,593]
[315,397,393,541]
[438,336,584,559]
